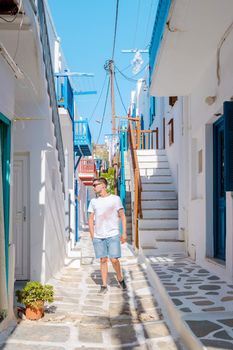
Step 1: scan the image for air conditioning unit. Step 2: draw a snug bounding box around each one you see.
[0,0,20,16]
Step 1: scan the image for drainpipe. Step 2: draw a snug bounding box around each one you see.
[75,179,79,242]
[65,149,70,242]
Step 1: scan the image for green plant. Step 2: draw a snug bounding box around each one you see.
[0,309,7,322]
[15,281,54,307]
[100,167,115,194]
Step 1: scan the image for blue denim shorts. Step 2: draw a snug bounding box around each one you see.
[92,234,121,259]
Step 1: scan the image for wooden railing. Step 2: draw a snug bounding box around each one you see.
[140,129,159,149]
[118,116,159,248]
[128,118,143,248]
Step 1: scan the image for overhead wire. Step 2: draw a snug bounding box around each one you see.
[132,0,141,48]
[143,0,154,47]
[112,0,119,60]
[114,74,127,114]
[115,64,148,83]
[89,74,107,122]
[13,3,24,59]
[96,77,110,143]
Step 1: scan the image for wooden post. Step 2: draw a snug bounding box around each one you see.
[136,118,140,149]
[156,128,159,149]
[109,60,116,134]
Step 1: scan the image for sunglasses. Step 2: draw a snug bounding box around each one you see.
[93,183,102,188]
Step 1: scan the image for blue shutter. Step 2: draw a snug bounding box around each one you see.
[224,101,233,191]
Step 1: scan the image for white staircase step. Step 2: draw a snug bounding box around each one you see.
[139,219,178,230]
[141,200,178,210]
[140,231,179,247]
[136,149,166,156]
[139,230,179,246]
[142,209,178,219]
[140,168,171,176]
[141,240,185,255]
[155,240,185,253]
[141,191,176,200]
[139,162,169,169]
[142,183,175,191]
[137,155,168,162]
[141,175,173,184]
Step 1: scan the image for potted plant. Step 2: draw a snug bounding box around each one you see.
[16,281,54,320]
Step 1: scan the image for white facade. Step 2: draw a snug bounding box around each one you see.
[0,0,75,329]
[149,0,233,280]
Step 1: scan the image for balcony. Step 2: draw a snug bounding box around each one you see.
[55,75,74,120]
[74,120,92,157]
[78,159,96,185]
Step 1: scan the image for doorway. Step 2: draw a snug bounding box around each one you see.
[13,154,30,280]
[213,117,226,261]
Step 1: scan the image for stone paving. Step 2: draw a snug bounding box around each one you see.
[0,234,184,350]
[145,253,233,349]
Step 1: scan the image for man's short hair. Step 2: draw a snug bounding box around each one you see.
[93,177,108,187]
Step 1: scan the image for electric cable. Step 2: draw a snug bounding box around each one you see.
[13,4,24,59]
[89,74,107,122]
[96,77,110,144]
[115,64,148,83]
[132,0,141,48]
[143,0,155,46]
[112,0,119,60]
[114,74,127,114]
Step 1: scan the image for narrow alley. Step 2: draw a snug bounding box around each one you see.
[0,230,184,350]
[1,0,233,349]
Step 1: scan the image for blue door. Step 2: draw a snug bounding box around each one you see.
[213,117,226,260]
[0,113,11,287]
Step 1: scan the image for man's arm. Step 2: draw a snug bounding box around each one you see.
[88,212,95,239]
[118,208,127,243]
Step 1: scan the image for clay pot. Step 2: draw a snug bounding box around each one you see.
[25,301,44,320]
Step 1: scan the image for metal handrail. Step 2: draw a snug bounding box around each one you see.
[74,120,92,147]
[37,0,65,188]
[55,75,74,120]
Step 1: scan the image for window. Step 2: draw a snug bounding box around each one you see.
[169,96,178,107]
[168,118,174,146]
[198,149,203,174]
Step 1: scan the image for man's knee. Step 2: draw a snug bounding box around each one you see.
[110,258,119,265]
[100,257,108,264]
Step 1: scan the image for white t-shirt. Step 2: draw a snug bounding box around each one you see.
[88,194,124,238]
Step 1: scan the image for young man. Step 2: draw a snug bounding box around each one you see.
[88,177,127,294]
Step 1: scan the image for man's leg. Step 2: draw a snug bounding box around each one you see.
[100,257,108,286]
[110,258,123,282]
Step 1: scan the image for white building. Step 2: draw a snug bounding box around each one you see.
[148,0,233,280]
[0,0,76,329]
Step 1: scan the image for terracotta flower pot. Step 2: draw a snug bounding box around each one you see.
[25,301,44,320]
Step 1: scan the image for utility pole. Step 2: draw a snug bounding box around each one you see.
[104,59,118,193]
[104,59,116,133]
[109,60,116,134]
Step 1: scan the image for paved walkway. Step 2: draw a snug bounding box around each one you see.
[0,233,184,350]
[144,253,233,349]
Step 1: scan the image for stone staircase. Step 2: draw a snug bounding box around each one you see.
[137,149,185,254]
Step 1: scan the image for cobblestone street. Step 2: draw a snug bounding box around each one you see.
[0,233,184,350]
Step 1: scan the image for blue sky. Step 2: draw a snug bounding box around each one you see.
[48,0,158,143]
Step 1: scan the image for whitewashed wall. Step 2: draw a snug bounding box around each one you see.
[186,28,233,278]
[149,25,233,279]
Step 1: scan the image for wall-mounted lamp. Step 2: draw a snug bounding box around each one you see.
[205,96,217,106]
